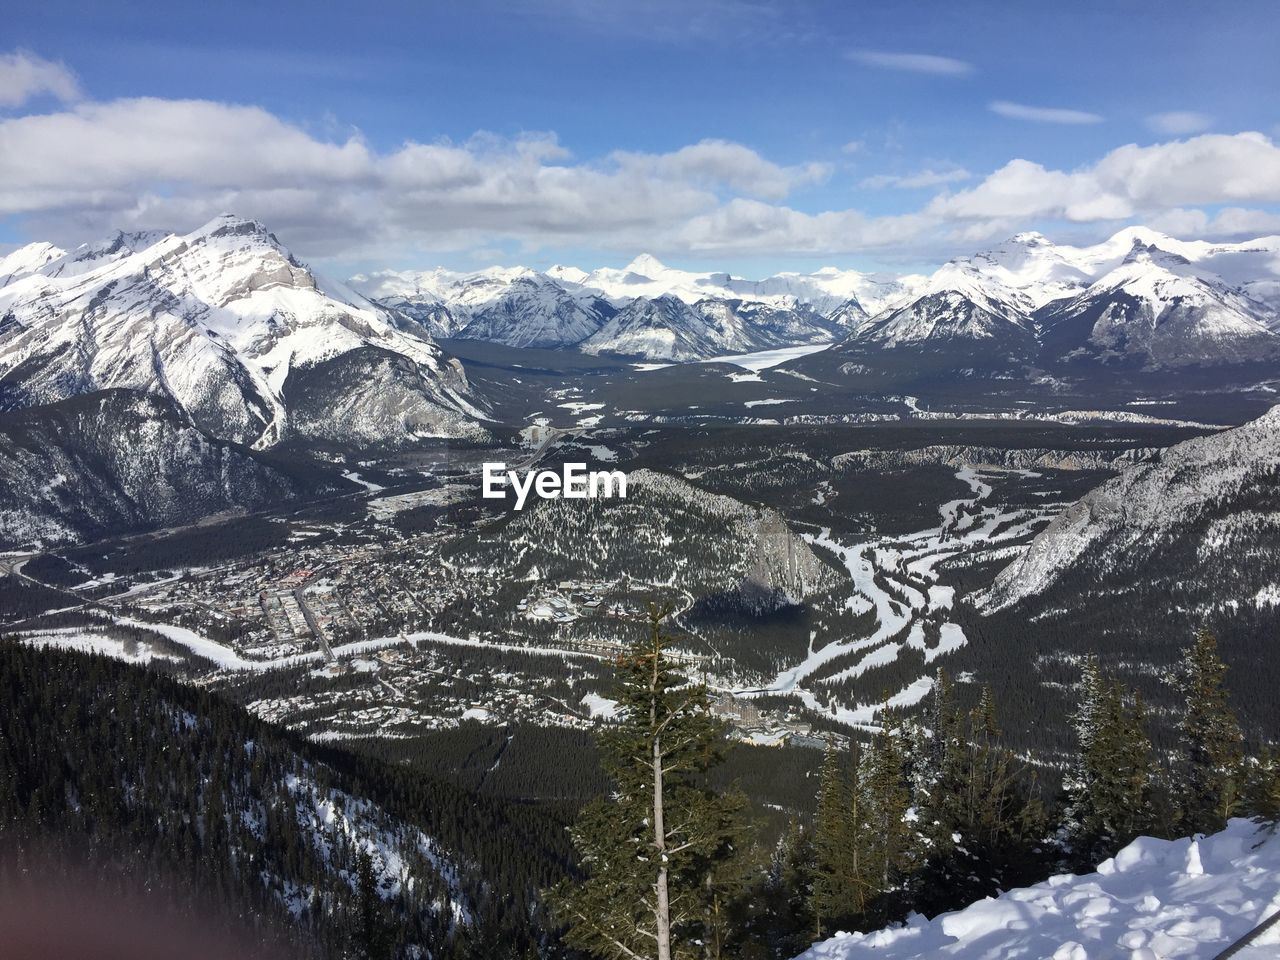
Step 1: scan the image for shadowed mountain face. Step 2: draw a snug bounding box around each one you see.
[0,389,343,548]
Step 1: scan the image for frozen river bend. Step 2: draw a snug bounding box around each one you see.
[743,464,1061,728]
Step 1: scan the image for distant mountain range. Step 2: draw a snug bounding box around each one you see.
[348,227,1280,367]
[3,215,1279,478]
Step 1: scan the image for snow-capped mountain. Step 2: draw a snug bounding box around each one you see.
[1038,242,1279,367]
[0,241,65,287]
[448,273,612,349]
[847,261,1037,349]
[41,229,172,279]
[833,228,1280,368]
[563,253,913,316]
[951,231,1097,307]
[579,294,726,361]
[351,264,615,347]
[981,403,1280,611]
[348,228,1280,367]
[350,254,913,360]
[0,215,487,449]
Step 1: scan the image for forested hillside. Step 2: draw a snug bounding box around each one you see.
[0,642,575,959]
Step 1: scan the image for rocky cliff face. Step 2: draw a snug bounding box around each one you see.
[980,405,1280,611]
[742,508,827,608]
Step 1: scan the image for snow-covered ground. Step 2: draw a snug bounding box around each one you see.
[580,692,620,719]
[20,628,181,665]
[796,819,1280,960]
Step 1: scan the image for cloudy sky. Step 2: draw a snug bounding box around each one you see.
[3,0,1280,276]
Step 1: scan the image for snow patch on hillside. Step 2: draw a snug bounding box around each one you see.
[796,819,1280,960]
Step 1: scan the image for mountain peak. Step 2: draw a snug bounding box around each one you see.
[189,213,276,243]
[1008,231,1051,246]
[1105,225,1180,250]
[1120,238,1191,268]
[624,253,669,277]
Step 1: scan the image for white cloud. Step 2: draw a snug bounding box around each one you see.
[861,168,972,189]
[929,133,1280,223]
[989,100,1103,125]
[4,84,1280,263]
[0,50,81,108]
[846,50,973,76]
[675,198,935,255]
[0,97,831,258]
[1146,111,1213,135]
[609,139,831,200]
[1205,206,1280,236]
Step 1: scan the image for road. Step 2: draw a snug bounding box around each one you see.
[511,426,584,471]
[0,555,32,579]
[293,587,336,662]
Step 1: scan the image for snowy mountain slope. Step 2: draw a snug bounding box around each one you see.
[0,215,486,449]
[570,292,839,360]
[954,232,1097,307]
[1037,244,1280,367]
[959,228,1280,306]
[835,228,1279,365]
[454,273,611,348]
[698,298,841,348]
[0,643,570,957]
[566,253,915,316]
[352,265,612,347]
[578,294,732,360]
[0,241,65,286]
[0,389,339,548]
[847,262,1038,349]
[796,819,1280,960]
[981,404,1280,610]
[39,229,171,279]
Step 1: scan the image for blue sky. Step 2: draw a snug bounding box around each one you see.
[3,0,1279,276]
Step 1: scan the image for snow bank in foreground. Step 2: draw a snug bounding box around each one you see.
[796,819,1280,960]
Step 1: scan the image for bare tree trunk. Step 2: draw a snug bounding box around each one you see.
[654,732,671,960]
[651,628,672,960]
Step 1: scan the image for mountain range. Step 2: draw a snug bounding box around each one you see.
[348,227,1280,367]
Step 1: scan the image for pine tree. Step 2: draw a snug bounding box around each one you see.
[1243,749,1280,829]
[1064,662,1157,866]
[1174,629,1244,835]
[353,847,392,960]
[762,820,818,959]
[911,682,1047,914]
[550,607,745,960]
[913,672,963,871]
[811,741,853,937]
[862,724,912,916]
[693,784,753,960]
